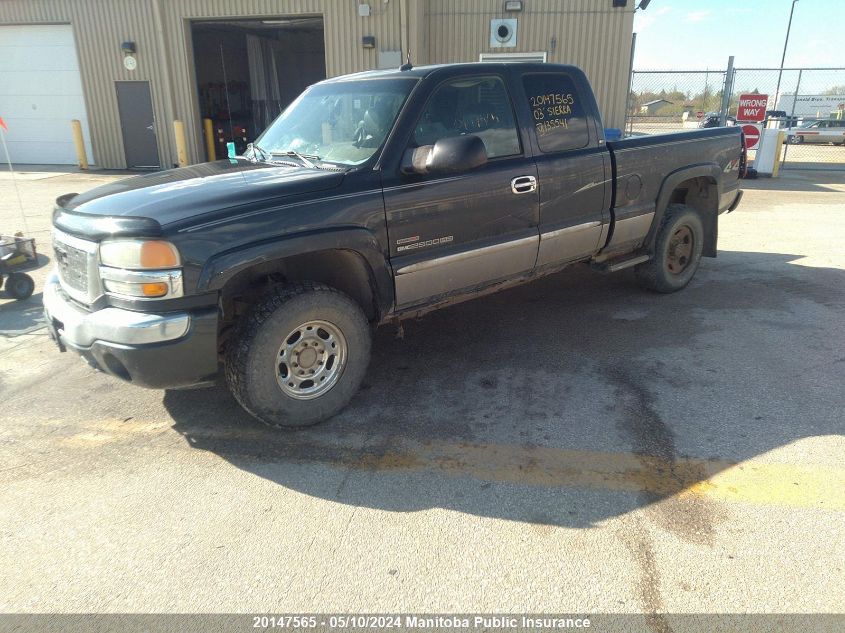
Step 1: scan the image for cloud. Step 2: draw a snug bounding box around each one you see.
[685,10,711,22]
[635,5,671,31]
[787,38,837,68]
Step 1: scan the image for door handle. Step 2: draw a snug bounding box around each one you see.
[146,123,155,132]
[511,175,537,194]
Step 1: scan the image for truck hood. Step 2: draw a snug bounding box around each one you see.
[59,159,346,229]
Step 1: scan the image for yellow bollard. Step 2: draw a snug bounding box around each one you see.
[173,120,189,167]
[70,119,88,170]
[203,118,216,162]
[772,131,786,178]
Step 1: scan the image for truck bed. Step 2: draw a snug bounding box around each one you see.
[601,127,743,257]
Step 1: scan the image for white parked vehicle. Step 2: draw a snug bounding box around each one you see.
[785,119,845,145]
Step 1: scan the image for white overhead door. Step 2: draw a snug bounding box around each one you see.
[0,24,93,165]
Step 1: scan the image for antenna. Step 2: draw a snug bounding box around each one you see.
[400,49,413,71]
[219,43,235,145]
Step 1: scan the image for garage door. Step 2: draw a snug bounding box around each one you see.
[0,24,93,165]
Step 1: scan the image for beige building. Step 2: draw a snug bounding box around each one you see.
[0,0,635,169]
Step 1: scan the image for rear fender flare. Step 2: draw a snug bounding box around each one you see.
[646,164,722,252]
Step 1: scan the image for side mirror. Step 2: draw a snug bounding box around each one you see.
[401,134,488,175]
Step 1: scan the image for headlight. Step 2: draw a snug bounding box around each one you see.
[99,239,183,299]
[99,239,180,270]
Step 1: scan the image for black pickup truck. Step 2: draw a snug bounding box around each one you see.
[44,63,744,428]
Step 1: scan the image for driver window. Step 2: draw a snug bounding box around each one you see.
[412,76,521,159]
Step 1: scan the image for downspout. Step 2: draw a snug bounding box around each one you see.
[400,0,410,63]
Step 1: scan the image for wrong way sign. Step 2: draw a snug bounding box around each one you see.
[737,94,768,122]
[741,124,761,149]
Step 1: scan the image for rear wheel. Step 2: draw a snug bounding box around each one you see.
[225,282,371,428]
[635,204,704,293]
[5,273,35,300]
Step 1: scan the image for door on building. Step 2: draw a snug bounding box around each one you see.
[190,17,326,160]
[0,24,92,165]
[115,81,160,169]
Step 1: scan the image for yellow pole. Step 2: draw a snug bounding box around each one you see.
[772,131,786,178]
[203,118,216,162]
[173,120,189,167]
[70,119,88,170]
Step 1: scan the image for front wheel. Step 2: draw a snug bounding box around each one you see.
[635,204,704,293]
[225,282,372,428]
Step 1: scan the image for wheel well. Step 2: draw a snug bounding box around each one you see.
[667,176,719,257]
[217,249,380,349]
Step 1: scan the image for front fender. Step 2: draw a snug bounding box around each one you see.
[197,227,395,314]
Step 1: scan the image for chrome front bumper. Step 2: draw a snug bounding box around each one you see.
[43,271,190,349]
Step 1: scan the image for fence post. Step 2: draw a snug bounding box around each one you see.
[720,56,735,126]
[781,69,802,166]
[624,33,637,136]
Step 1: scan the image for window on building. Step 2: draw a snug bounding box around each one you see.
[523,73,590,152]
[412,75,521,159]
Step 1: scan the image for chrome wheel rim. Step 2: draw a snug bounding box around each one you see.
[666,225,694,275]
[276,320,347,400]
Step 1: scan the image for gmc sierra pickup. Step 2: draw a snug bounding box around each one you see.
[44,63,744,428]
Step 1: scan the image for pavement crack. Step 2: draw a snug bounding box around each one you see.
[309,506,358,603]
[605,365,718,545]
[618,519,675,633]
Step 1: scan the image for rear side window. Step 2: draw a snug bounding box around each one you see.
[523,73,590,152]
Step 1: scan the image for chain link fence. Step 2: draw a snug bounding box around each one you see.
[625,66,845,171]
[626,70,728,136]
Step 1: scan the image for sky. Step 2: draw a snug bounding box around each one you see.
[632,0,844,70]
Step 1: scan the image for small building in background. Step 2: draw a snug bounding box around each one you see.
[639,99,673,115]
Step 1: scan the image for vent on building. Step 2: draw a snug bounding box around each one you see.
[490,19,517,48]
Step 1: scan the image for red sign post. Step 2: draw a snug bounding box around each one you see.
[741,124,761,149]
[737,94,768,122]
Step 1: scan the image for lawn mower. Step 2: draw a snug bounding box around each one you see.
[0,233,37,300]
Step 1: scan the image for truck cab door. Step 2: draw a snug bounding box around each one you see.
[518,71,610,267]
[382,72,539,310]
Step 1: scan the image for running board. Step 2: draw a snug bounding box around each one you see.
[591,253,650,273]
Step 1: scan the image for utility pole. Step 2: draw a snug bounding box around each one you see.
[774,0,799,108]
[720,56,735,126]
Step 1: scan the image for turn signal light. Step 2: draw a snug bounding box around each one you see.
[141,282,169,297]
[140,241,180,268]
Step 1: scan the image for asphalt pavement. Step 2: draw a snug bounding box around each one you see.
[0,166,843,625]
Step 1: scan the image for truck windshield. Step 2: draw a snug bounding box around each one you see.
[254,77,417,167]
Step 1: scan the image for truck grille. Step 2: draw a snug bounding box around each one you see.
[52,229,100,305]
[54,240,89,293]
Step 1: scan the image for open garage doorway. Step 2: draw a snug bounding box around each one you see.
[190,16,326,159]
